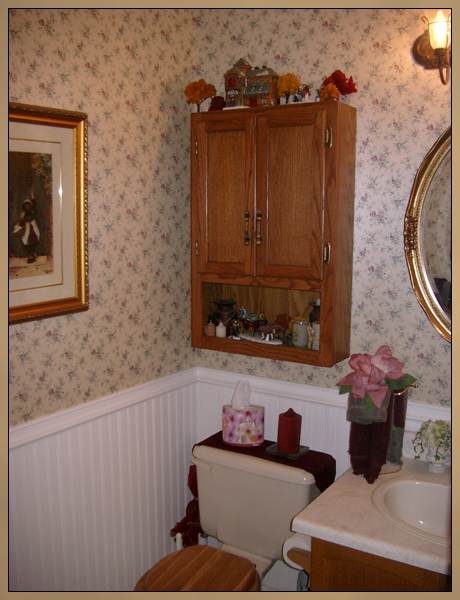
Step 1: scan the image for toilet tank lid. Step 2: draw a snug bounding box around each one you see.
[192,445,316,486]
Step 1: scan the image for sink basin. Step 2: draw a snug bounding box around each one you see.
[371,474,451,546]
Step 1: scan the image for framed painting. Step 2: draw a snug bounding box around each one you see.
[9,103,88,324]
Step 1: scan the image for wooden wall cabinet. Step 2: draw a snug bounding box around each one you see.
[191,102,356,366]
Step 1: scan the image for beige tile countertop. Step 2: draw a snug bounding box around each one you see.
[292,457,451,575]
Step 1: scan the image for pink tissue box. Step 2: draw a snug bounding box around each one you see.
[222,405,264,447]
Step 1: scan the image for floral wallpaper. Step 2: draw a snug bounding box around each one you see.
[9,8,451,426]
[8,8,196,425]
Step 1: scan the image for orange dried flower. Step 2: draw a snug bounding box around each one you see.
[278,73,301,98]
[320,83,340,101]
[203,82,216,100]
[184,79,216,107]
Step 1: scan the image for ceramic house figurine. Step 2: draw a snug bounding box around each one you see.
[223,58,251,107]
[224,58,279,108]
[243,65,279,107]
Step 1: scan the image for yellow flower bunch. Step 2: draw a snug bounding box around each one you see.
[184,79,216,106]
[320,83,340,101]
[277,73,300,98]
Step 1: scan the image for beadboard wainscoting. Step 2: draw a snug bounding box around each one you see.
[9,367,450,591]
[9,369,198,592]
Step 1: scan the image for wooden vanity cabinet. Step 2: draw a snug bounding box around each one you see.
[310,538,451,592]
[191,101,356,367]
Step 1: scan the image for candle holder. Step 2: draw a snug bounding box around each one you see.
[266,442,309,460]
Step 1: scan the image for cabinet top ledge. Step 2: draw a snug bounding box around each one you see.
[191,100,356,120]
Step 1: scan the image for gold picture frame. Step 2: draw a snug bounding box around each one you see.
[9,102,88,324]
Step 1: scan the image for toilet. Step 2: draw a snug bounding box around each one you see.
[135,433,326,591]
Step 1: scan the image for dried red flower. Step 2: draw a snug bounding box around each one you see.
[323,70,357,96]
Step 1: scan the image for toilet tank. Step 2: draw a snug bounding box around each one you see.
[192,445,320,562]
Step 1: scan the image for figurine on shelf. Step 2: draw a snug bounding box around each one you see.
[293,84,311,103]
[238,306,246,318]
[231,319,241,340]
[259,325,270,341]
[224,59,279,108]
[238,312,268,337]
[259,323,283,342]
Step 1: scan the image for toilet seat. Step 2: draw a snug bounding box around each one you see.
[134,545,261,591]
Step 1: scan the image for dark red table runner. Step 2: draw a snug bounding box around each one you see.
[194,431,336,493]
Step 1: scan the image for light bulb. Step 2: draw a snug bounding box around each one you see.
[429,11,450,50]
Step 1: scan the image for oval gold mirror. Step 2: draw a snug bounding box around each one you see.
[404,126,451,343]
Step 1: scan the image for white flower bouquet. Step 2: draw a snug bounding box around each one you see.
[413,419,451,462]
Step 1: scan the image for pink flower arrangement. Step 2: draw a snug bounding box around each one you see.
[337,345,416,409]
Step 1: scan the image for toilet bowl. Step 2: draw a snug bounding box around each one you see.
[135,432,332,591]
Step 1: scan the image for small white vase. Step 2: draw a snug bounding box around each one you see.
[426,447,450,473]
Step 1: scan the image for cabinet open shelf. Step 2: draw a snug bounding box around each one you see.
[201,282,319,330]
[197,282,321,364]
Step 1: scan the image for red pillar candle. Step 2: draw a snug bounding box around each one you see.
[277,408,302,455]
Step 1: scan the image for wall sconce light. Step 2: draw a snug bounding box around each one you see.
[412,10,451,85]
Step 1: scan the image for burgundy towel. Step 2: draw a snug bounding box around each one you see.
[348,423,372,476]
[392,391,407,429]
[170,464,203,546]
[194,431,336,493]
[349,394,394,483]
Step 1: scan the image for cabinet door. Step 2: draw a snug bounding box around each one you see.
[255,108,326,281]
[192,113,255,276]
[310,538,451,592]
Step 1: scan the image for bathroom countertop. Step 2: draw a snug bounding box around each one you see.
[292,458,451,575]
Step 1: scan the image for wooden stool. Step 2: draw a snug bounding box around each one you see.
[134,545,261,591]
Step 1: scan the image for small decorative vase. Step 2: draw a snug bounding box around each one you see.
[426,447,450,473]
[213,299,237,336]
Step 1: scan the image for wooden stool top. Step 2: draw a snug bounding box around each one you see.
[135,545,260,591]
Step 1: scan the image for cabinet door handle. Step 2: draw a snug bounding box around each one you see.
[244,210,251,246]
[323,242,331,264]
[256,209,262,246]
[325,126,333,148]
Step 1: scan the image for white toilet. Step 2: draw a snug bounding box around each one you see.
[192,442,320,578]
[135,441,321,591]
